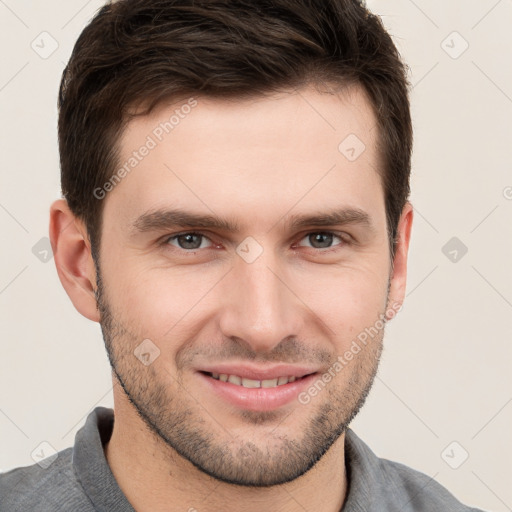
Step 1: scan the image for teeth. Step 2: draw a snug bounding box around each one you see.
[262,378,278,388]
[228,375,242,385]
[210,373,299,388]
[242,378,261,388]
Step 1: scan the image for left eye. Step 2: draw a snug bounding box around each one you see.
[297,232,344,250]
[166,233,213,250]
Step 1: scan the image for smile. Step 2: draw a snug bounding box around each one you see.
[197,365,319,411]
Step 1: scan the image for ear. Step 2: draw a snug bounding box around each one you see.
[49,199,100,322]
[387,201,413,316]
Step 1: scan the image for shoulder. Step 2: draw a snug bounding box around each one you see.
[0,448,94,512]
[344,429,486,512]
[376,457,483,511]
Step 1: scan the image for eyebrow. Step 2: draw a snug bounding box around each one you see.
[131,206,374,235]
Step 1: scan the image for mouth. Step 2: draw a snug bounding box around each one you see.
[196,367,319,412]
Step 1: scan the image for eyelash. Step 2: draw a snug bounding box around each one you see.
[161,231,351,254]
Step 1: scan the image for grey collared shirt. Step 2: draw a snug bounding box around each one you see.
[0,407,485,511]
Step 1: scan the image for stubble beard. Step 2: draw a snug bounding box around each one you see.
[95,268,386,487]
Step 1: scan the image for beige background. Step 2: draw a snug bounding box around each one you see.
[1,1,511,510]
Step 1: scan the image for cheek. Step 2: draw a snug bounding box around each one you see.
[289,264,390,336]
[107,263,227,339]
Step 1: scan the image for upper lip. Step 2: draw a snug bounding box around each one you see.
[197,364,318,381]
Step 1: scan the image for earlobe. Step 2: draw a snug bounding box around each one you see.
[387,201,414,314]
[49,199,100,322]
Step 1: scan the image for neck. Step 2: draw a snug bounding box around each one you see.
[104,390,347,512]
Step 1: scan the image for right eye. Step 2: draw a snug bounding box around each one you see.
[164,232,215,251]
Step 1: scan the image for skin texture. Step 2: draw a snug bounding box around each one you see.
[50,84,413,512]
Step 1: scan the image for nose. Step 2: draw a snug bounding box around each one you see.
[218,248,304,354]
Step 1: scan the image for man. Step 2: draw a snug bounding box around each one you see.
[0,0,484,510]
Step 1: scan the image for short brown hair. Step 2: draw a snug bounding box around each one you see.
[58,0,412,262]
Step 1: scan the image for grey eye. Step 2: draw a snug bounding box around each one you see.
[298,232,343,249]
[167,233,212,250]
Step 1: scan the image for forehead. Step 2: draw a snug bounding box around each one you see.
[103,84,384,234]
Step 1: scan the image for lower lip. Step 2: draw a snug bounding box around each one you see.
[197,372,318,412]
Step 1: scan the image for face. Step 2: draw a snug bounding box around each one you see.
[94,85,404,486]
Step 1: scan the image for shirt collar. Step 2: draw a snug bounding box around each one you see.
[72,406,135,512]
